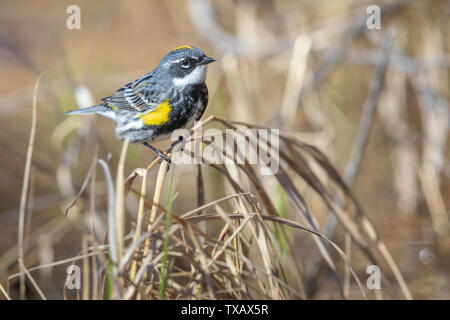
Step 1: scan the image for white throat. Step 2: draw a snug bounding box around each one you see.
[173,65,207,87]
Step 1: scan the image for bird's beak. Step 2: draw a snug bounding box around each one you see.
[196,56,216,66]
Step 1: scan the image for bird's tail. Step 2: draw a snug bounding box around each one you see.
[65,105,106,116]
[65,105,117,120]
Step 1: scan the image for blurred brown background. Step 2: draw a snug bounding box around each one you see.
[0,0,449,299]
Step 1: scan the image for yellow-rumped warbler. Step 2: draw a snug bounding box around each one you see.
[65,46,215,163]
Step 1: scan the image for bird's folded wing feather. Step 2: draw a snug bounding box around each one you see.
[101,74,160,112]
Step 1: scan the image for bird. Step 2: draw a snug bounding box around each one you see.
[65,45,216,163]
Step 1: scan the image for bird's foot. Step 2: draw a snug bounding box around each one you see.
[153,150,171,164]
[143,142,172,164]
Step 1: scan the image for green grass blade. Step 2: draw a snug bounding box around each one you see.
[159,168,175,300]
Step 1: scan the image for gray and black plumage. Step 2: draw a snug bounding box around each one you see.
[65,46,215,162]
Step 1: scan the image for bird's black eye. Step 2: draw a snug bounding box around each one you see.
[181,58,190,68]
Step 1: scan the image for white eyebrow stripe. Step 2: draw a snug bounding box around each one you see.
[170,57,200,64]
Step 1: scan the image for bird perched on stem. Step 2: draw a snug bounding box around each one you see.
[65,46,216,163]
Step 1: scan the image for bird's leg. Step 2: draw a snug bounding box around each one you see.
[143,142,171,164]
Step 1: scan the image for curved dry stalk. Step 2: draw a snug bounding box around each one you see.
[0,283,11,300]
[17,72,46,299]
[181,192,253,218]
[64,153,98,216]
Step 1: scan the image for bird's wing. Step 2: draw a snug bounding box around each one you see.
[101,73,161,112]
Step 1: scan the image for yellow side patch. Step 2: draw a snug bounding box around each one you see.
[108,103,118,110]
[139,99,172,126]
[172,45,193,51]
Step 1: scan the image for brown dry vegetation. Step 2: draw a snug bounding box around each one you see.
[0,0,449,300]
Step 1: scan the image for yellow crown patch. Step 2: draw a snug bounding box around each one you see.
[172,45,193,52]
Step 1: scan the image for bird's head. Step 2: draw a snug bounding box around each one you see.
[158,46,216,87]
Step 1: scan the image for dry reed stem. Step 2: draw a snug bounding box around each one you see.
[129,170,148,281]
[419,165,450,241]
[64,150,98,216]
[129,152,170,279]
[116,139,129,263]
[280,35,311,127]
[17,72,45,299]
[143,160,170,257]
[97,158,119,297]
[82,236,89,300]
[0,283,11,300]
[89,148,99,300]
[185,223,216,298]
